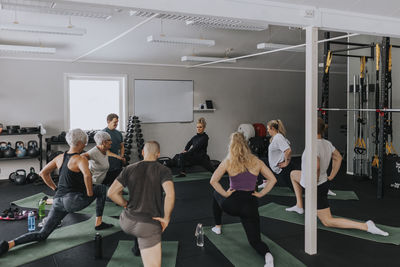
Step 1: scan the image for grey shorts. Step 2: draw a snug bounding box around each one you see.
[119,211,162,250]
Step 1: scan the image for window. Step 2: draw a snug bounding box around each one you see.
[65,74,127,131]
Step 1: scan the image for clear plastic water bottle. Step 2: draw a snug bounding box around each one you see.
[28,211,36,232]
[195,223,204,247]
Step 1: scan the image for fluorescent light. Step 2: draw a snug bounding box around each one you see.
[181,56,236,63]
[185,20,268,31]
[0,23,86,36]
[0,2,112,20]
[147,35,215,46]
[0,44,56,54]
[257,43,305,52]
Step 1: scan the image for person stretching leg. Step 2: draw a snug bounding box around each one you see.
[286,118,388,236]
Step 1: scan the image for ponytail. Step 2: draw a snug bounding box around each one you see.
[276,119,287,137]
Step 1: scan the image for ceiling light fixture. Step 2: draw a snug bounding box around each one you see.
[147,35,215,46]
[181,56,236,63]
[257,42,305,52]
[0,2,113,20]
[0,44,56,54]
[0,23,86,36]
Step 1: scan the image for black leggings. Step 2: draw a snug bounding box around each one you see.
[178,152,215,173]
[14,184,107,246]
[212,191,270,256]
[275,161,294,191]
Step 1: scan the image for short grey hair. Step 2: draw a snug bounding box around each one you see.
[66,129,88,147]
[94,131,111,146]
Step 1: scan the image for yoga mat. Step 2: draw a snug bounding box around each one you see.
[12,192,124,217]
[0,216,121,267]
[204,223,305,267]
[107,240,179,267]
[173,172,228,183]
[267,187,359,200]
[259,202,400,245]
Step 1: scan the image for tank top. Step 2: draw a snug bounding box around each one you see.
[55,152,87,198]
[229,171,258,191]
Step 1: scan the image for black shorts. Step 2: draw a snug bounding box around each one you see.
[317,182,330,210]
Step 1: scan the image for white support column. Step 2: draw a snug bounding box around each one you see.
[305,26,318,255]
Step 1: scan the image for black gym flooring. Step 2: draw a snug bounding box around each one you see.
[0,161,399,267]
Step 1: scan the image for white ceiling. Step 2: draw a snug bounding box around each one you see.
[0,0,394,71]
[266,0,400,18]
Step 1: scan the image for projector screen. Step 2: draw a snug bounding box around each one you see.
[134,79,194,123]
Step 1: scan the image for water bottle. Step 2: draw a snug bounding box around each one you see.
[28,211,36,232]
[38,196,48,221]
[195,223,204,247]
[94,233,103,259]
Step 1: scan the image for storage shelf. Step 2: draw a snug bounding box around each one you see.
[0,131,40,136]
[193,108,216,112]
[0,156,39,161]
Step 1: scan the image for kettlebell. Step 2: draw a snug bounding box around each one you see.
[27,140,40,157]
[14,169,27,185]
[9,172,17,183]
[0,141,7,158]
[15,141,27,158]
[27,167,40,183]
[3,142,16,158]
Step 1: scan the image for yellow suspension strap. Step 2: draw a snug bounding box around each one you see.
[325,51,333,74]
[372,45,380,168]
[354,57,367,155]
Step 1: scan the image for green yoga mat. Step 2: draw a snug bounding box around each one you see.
[267,187,359,200]
[107,240,178,267]
[0,216,121,267]
[204,223,305,267]
[173,172,228,183]
[12,192,124,217]
[259,202,400,245]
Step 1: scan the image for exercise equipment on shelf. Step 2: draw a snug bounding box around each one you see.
[124,116,145,163]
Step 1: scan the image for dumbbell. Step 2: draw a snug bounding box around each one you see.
[126,133,133,138]
[124,143,132,149]
[125,138,133,144]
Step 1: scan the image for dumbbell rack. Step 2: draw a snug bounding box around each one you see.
[124,116,144,163]
[0,127,43,170]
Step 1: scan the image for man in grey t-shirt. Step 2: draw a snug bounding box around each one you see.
[108,141,175,267]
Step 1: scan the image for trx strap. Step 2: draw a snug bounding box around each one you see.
[355,57,367,155]
[372,44,380,167]
[321,50,333,124]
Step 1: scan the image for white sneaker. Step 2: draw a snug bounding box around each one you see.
[211,226,221,235]
[264,252,274,267]
[285,205,304,214]
[258,183,266,189]
[327,190,336,196]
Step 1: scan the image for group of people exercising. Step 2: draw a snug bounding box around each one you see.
[0,114,388,267]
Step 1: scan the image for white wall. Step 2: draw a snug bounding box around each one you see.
[0,58,345,179]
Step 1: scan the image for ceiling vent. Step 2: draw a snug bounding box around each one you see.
[130,9,268,31]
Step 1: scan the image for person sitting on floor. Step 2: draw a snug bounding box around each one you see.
[210,132,277,267]
[108,141,175,267]
[175,117,215,177]
[286,118,388,236]
[0,128,113,257]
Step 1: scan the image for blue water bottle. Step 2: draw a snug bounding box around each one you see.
[28,211,36,232]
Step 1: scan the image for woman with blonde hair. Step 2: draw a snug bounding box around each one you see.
[210,132,277,267]
[176,117,215,177]
[259,119,293,190]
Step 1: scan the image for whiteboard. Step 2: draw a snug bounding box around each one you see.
[134,79,194,123]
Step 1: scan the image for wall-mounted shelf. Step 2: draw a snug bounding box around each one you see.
[193,108,216,112]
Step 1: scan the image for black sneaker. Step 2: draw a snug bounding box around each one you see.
[131,241,140,256]
[95,222,114,230]
[0,240,9,256]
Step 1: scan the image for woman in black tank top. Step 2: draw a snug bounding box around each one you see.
[0,129,113,257]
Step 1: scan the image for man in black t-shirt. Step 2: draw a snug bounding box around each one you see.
[108,141,175,267]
